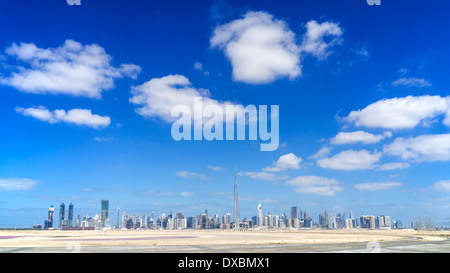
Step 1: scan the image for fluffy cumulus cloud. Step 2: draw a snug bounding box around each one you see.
[0,39,141,98]
[317,149,382,171]
[16,106,111,129]
[285,176,343,196]
[0,178,39,191]
[210,11,301,84]
[130,74,254,125]
[210,12,343,84]
[383,134,450,162]
[345,95,450,129]
[354,182,403,191]
[299,20,343,60]
[330,131,392,145]
[263,153,302,172]
[130,75,212,122]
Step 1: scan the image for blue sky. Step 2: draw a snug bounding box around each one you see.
[1,0,450,227]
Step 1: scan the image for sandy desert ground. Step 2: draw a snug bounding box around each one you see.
[0,228,449,252]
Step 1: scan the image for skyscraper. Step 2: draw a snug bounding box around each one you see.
[45,205,54,229]
[116,207,121,229]
[234,166,240,229]
[68,203,74,227]
[101,200,109,228]
[257,202,263,227]
[59,203,65,228]
[291,206,298,220]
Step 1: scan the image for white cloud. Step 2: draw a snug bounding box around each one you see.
[180,192,195,197]
[345,95,450,129]
[398,68,410,76]
[263,153,302,172]
[309,146,332,159]
[432,180,450,193]
[392,77,431,88]
[383,134,450,162]
[354,182,403,191]
[330,131,392,145]
[1,39,141,98]
[194,61,209,76]
[210,11,301,84]
[94,137,114,142]
[193,61,203,71]
[129,74,253,126]
[130,75,221,122]
[317,149,382,171]
[210,12,343,84]
[299,20,343,60]
[378,162,410,171]
[176,171,208,180]
[208,165,222,171]
[350,44,370,59]
[16,106,111,129]
[0,178,39,191]
[239,171,289,182]
[285,176,343,196]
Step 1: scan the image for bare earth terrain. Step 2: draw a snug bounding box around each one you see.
[0,229,449,253]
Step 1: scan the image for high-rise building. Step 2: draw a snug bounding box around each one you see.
[75,214,81,228]
[257,202,263,227]
[377,215,385,228]
[234,166,240,229]
[101,200,109,228]
[384,215,391,228]
[291,207,300,228]
[59,203,65,228]
[319,210,337,229]
[360,215,376,230]
[116,207,121,229]
[68,203,74,227]
[44,205,55,229]
[349,210,354,220]
[291,206,298,219]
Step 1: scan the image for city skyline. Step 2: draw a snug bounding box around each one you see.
[26,168,426,232]
[32,198,413,231]
[1,1,450,228]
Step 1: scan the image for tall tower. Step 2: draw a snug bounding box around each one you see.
[257,202,262,227]
[59,203,65,228]
[68,203,74,227]
[116,207,121,229]
[234,166,240,229]
[101,200,109,228]
[291,206,298,220]
[47,205,54,228]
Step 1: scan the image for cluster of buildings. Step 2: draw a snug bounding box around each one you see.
[317,210,402,230]
[39,200,404,231]
[40,200,110,230]
[37,171,406,231]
